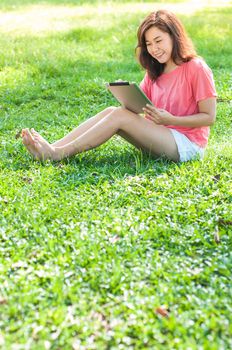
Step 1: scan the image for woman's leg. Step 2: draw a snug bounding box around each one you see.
[22,106,116,159]
[30,107,117,147]
[24,107,179,161]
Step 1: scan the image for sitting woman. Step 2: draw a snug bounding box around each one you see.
[22,9,217,162]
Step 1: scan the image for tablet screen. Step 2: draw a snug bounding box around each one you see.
[106,82,153,114]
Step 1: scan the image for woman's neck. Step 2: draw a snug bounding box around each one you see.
[163,60,178,74]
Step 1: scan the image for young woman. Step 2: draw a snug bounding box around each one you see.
[22,9,217,162]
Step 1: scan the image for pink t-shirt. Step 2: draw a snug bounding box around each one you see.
[140,58,217,147]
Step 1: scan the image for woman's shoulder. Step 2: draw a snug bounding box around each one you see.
[184,57,212,74]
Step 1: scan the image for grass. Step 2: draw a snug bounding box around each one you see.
[0,1,232,349]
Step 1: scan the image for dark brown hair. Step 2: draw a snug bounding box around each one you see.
[136,10,197,80]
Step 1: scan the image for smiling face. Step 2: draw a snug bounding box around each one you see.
[137,10,197,80]
[145,26,174,69]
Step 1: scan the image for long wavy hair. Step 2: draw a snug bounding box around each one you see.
[136,10,197,81]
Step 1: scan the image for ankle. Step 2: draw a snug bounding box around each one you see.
[52,146,63,161]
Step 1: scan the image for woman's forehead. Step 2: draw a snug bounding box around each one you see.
[145,26,166,39]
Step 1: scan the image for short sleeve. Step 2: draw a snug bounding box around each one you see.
[140,72,152,100]
[189,59,217,102]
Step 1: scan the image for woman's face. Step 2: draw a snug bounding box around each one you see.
[145,26,173,66]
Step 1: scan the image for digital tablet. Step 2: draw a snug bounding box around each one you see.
[106,81,153,114]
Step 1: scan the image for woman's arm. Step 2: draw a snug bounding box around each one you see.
[143,97,217,127]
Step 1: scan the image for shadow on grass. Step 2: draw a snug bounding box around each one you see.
[5,138,175,180]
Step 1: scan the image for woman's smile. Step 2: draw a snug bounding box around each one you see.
[145,26,173,66]
[155,52,164,59]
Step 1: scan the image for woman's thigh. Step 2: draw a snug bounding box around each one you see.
[112,108,179,161]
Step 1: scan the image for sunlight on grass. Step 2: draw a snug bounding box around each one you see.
[0,0,231,35]
[0,66,32,87]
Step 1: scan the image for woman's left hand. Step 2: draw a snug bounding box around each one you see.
[143,104,174,125]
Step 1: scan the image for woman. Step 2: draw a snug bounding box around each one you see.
[22,9,217,162]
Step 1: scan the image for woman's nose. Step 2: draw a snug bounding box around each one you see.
[152,42,159,50]
[151,44,158,53]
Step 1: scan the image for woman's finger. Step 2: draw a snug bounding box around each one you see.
[143,109,159,120]
[143,107,155,115]
[145,104,159,112]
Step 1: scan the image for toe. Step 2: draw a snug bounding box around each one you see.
[31,128,38,135]
[31,129,43,142]
[27,129,36,143]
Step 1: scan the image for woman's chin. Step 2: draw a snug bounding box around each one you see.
[154,55,166,64]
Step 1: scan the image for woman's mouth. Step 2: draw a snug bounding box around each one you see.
[155,52,164,60]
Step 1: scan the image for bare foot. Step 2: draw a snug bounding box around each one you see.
[22,128,58,161]
[35,138,58,161]
[30,129,59,161]
[22,128,41,159]
[31,128,48,144]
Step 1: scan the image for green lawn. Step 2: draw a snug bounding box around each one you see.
[0,1,231,349]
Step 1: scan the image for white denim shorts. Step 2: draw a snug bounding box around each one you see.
[170,129,205,162]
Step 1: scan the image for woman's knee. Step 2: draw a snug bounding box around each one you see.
[105,107,124,121]
[105,107,138,128]
[104,106,118,114]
